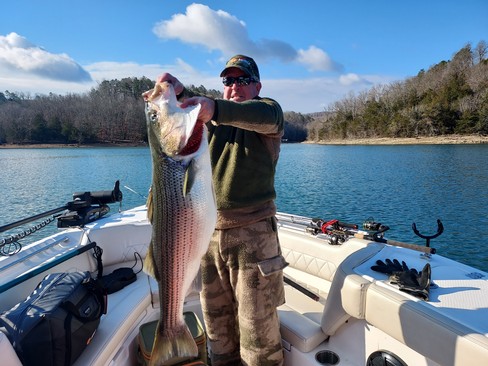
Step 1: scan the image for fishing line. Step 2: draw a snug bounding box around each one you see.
[123,185,147,200]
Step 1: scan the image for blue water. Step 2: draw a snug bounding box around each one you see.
[1,144,487,271]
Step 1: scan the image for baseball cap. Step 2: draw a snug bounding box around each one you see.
[220,55,260,81]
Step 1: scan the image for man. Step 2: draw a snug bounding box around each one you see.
[158,55,287,366]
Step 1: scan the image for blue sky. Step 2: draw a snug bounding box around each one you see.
[1,1,487,113]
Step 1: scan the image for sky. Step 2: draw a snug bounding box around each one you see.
[1,1,487,113]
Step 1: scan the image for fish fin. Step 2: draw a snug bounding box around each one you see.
[146,188,153,223]
[186,267,202,295]
[183,159,196,198]
[148,322,198,366]
[143,243,159,280]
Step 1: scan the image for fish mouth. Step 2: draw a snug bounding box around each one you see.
[144,81,202,157]
[155,105,202,157]
[178,119,203,156]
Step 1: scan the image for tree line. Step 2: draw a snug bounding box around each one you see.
[0,78,154,145]
[3,41,483,145]
[0,77,308,145]
[308,41,488,141]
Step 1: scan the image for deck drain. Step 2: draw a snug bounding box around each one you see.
[315,350,339,365]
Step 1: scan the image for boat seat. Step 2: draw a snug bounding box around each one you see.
[365,275,488,366]
[278,234,382,353]
[73,262,153,366]
[0,331,22,366]
[320,243,382,336]
[279,285,325,352]
[84,211,152,268]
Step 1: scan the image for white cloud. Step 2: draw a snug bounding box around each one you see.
[153,4,253,56]
[0,32,91,82]
[297,46,343,72]
[339,73,363,86]
[85,61,163,81]
[0,30,396,113]
[1,55,394,113]
[152,3,340,72]
[264,76,381,113]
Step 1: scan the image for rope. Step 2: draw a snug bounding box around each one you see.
[0,215,56,256]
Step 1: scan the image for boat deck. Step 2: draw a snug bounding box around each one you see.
[1,207,488,366]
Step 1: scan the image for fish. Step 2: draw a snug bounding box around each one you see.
[142,81,217,366]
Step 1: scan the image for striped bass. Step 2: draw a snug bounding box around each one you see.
[142,82,216,365]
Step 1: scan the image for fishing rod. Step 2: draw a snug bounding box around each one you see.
[0,205,69,234]
[335,221,438,254]
[352,232,436,254]
[278,213,438,254]
[349,219,442,255]
[0,240,98,294]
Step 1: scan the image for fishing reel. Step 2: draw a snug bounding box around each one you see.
[363,218,382,231]
[362,217,390,239]
[308,218,358,245]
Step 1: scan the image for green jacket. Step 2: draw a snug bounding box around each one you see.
[209,97,284,229]
[178,88,284,229]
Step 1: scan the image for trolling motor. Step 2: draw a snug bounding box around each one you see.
[0,181,123,256]
[57,180,123,228]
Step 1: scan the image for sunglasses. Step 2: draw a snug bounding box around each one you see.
[222,76,256,87]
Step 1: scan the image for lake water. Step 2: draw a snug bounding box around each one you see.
[1,144,487,271]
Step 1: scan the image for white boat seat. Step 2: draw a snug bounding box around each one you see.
[84,209,151,268]
[365,274,488,366]
[278,234,382,353]
[0,331,22,366]
[320,243,382,336]
[279,285,326,352]
[73,263,153,366]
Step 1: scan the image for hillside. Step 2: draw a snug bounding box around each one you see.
[307,41,488,142]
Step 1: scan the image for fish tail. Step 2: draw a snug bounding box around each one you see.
[148,322,198,366]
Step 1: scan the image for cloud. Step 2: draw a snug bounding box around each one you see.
[339,73,365,86]
[0,27,394,113]
[153,3,341,72]
[0,32,92,82]
[85,61,164,82]
[264,76,382,113]
[298,46,344,72]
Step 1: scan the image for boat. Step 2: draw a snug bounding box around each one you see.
[1,181,487,366]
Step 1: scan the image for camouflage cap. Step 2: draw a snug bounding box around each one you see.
[220,55,260,81]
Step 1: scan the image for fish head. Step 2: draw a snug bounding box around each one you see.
[144,82,202,158]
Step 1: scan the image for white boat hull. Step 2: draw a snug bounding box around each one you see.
[1,206,488,366]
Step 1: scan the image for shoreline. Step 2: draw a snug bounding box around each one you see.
[309,134,488,145]
[0,142,148,149]
[1,134,487,149]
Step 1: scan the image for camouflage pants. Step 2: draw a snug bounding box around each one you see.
[200,217,286,366]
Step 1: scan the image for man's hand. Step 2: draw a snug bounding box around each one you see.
[156,73,184,96]
[181,96,215,124]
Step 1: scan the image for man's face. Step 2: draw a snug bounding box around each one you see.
[222,68,261,102]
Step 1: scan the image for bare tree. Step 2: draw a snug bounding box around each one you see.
[474,40,487,64]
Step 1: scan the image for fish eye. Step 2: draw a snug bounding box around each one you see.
[149,110,158,123]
